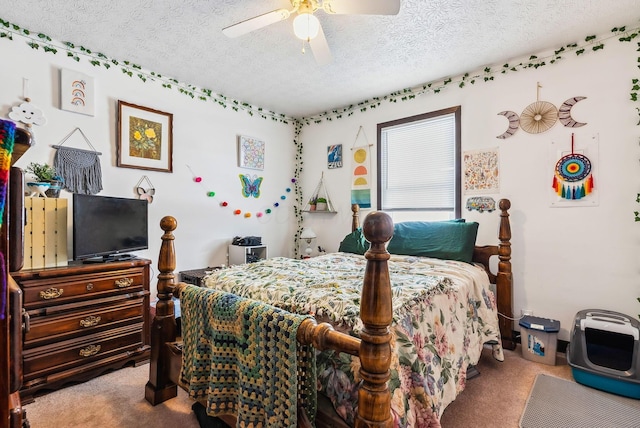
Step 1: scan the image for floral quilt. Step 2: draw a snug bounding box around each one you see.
[201,252,503,427]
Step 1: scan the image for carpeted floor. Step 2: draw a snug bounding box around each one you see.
[440,345,573,427]
[24,364,199,427]
[23,345,574,428]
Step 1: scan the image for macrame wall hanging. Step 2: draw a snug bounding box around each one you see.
[52,127,103,195]
[552,133,594,200]
[135,175,155,203]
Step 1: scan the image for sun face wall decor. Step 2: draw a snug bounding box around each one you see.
[496,83,587,138]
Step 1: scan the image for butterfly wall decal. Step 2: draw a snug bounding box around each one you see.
[239,174,263,198]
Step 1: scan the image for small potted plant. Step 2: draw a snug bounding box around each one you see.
[308,196,318,211]
[315,197,328,211]
[25,162,63,197]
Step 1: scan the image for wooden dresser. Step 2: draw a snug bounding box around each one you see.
[10,258,151,403]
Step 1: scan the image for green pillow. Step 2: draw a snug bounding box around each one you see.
[338,228,369,255]
[386,220,479,263]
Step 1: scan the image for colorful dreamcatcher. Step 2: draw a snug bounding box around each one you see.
[552,133,594,200]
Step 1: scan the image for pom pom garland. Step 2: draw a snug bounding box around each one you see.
[189,171,295,219]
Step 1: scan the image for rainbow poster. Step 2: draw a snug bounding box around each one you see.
[351,145,371,208]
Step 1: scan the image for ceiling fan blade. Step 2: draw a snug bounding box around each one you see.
[309,24,332,66]
[222,8,291,38]
[323,0,400,15]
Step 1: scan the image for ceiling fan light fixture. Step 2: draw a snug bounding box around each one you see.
[293,12,320,40]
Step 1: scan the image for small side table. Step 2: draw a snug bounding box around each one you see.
[179,266,221,287]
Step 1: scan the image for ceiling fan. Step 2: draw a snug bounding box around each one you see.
[222,0,401,65]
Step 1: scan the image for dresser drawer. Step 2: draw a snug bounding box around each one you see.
[23,325,144,382]
[20,268,145,309]
[24,296,145,348]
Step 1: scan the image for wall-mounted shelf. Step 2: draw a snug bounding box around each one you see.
[303,172,336,213]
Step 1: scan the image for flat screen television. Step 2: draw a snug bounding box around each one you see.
[73,194,148,263]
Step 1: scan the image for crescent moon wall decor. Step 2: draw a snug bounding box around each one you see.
[558,96,587,127]
[496,111,520,139]
[495,82,588,138]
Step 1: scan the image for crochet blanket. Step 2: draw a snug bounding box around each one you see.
[179,284,316,427]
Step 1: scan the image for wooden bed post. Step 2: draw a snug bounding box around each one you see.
[351,203,360,231]
[496,199,515,350]
[357,211,394,428]
[145,216,179,404]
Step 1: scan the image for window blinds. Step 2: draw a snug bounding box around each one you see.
[380,113,455,210]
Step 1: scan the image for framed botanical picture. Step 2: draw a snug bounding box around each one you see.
[237,135,265,170]
[117,100,173,172]
[328,144,343,169]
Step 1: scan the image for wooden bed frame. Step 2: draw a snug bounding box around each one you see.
[145,199,513,427]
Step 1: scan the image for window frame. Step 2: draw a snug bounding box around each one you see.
[376,105,462,218]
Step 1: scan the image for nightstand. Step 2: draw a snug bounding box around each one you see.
[228,245,268,265]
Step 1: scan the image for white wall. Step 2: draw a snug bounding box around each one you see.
[299,40,640,340]
[3,25,639,341]
[0,36,297,301]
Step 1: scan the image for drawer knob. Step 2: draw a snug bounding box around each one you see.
[79,344,101,357]
[86,283,94,291]
[39,288,63,300]
[115,277,133,288]
[79,315,101,328]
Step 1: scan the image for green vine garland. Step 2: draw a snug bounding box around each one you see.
[1,17,639,252]
[1,18,637,124]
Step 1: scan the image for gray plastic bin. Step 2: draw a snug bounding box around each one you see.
[519,315,560,365]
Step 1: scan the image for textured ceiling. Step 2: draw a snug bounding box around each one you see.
[2,1,639,118]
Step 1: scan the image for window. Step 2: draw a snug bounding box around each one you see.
[377,106,461,220]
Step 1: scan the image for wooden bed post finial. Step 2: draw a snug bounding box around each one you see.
[351,203,361,231]
[357,211,394,428]
[145,216,179,405]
